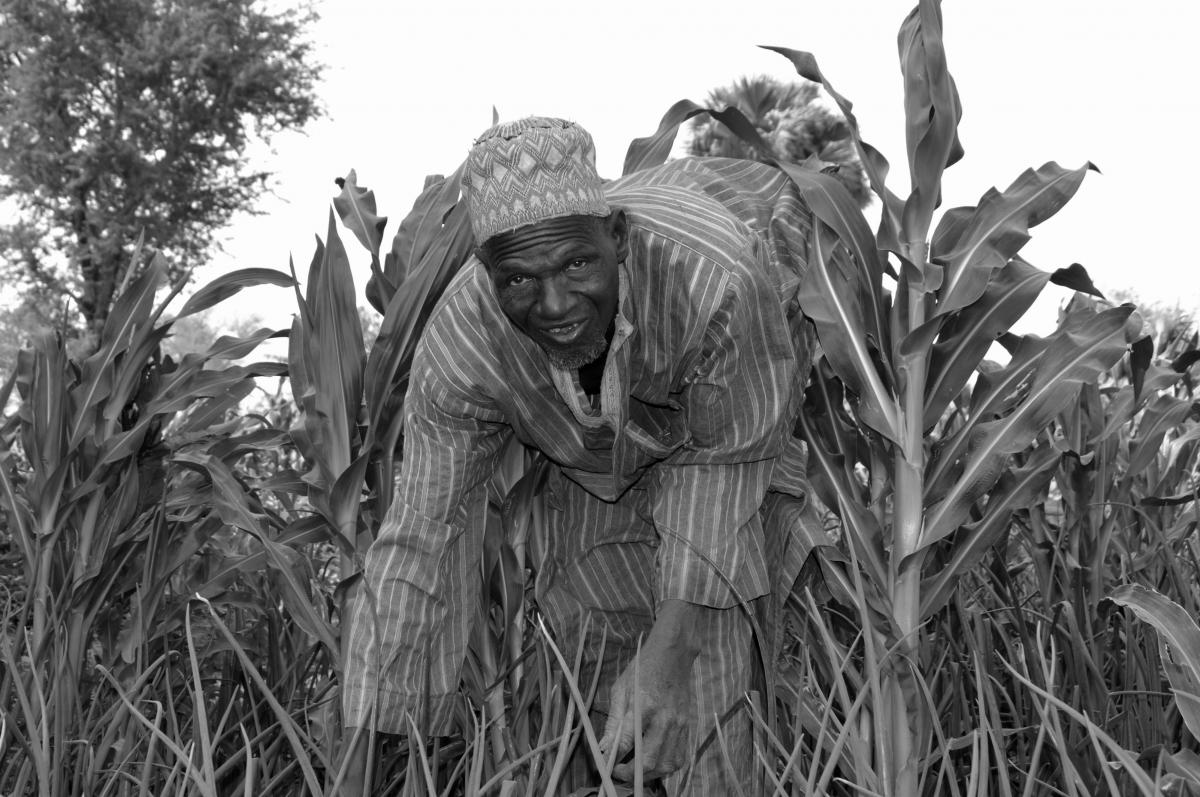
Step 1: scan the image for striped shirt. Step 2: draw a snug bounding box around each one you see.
[344,157,815,733]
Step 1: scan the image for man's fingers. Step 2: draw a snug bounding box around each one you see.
[660,724,691,778]
[607,717,638,783]
[611,716,692,782]
[598,683,629,754]
[642,723,689,780]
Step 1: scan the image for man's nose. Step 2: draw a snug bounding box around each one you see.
[538,276,573,317]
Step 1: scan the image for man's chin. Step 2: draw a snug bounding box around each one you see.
[544,336,608,370]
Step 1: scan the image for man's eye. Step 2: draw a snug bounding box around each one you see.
[566,258,589,270]
[506,274,530,288]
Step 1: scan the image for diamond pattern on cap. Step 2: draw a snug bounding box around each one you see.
[462,116,610,243]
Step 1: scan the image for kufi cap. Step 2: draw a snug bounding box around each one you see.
[463,116,610,244]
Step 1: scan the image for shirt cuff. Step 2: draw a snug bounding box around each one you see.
[656,522,770,607]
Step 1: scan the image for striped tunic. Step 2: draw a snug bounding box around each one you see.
[344,157,816,737]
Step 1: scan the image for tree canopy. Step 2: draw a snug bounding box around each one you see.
[688,75,871,208]
[0,0,323,341]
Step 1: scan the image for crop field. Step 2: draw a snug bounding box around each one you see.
[1,2,1198,795]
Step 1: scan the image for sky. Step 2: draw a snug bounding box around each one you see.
[204,0,1200,336]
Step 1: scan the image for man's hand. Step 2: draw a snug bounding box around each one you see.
[598,599,708,782]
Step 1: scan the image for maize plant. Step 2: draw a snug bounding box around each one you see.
[617,1,1169,793]
[0,253,308,795]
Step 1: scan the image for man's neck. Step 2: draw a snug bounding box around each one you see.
[578,320,616,396]
[578,351,606,396]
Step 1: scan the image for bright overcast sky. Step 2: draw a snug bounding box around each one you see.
[205,0,1200,335]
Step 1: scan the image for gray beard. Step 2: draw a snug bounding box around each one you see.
[546,334,608,370]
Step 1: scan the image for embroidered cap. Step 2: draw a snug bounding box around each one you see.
[462,116,610,244]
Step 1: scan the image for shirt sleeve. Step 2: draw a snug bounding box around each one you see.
[652,250,805,609]
[342,326,510,734]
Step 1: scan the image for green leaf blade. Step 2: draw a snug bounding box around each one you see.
[796,222,900,443]
[178,268,297,319]
[898,0,964,242]
[1109,584,1200,742]
[924,257,1051,429]
[936,162,1096,318]
[922,305,1132,548]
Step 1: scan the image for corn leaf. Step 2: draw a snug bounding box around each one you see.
[920,442,1058,617]
[1109,584,1200,742]
[207,429,292,465]
[1122,395,1193,488]
[195,596,328,794]
[1128,334,1155,404]
[773,162,889,341]
[20,332,69,497]
[898,0,963,242]
[622,100,772,176]
[796,220,900,442]
[176,451,339,654]
[189,516,329,601]
[1163,750,1200,785]
[333,169,388,258]
[71,259,163,448]
[1049,263,1105,299]
[293,212,365,496]
[797,407,888,590]
[106,324,175,418]
[202,328,287,361]
[927,329,1062,500]
[929,206,974,261]
[924,257,1051,429]
[364,201,474,476]
[177,268,297,319]
[374,163,470,313]
[327,452,370,554]
[762,45,904,250]
[935,162,1096,318]
[920,306,1132,549]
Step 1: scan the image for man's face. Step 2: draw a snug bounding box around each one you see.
[483,212,627,369]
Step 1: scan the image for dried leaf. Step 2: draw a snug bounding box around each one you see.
[333,169,388,257]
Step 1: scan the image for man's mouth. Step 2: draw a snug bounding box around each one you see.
[541,320,585,344]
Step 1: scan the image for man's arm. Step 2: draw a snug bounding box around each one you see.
[342,316,512,737]
[598,599,709,781]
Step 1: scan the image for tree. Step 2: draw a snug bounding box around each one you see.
[687,74,872,207]
[0,0,323,343]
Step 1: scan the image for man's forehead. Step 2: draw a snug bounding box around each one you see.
[486,215,604,262]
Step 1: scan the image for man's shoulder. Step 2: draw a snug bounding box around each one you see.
[428,256,488,320]
[606,157,790,220]
[608,157,793,274]
[414,258,504,377]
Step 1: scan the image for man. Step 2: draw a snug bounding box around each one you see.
[343,116,823,793]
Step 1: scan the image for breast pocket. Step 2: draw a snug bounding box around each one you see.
[624,397,691,460]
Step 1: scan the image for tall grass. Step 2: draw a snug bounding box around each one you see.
[2,1,1199,794]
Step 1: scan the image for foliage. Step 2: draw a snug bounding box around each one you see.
[0,0,323,340]
[687,75,872,208]
[2,1,1199,794]
[0,250,316,794]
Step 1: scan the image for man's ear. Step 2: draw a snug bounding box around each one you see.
[606,210,629,263]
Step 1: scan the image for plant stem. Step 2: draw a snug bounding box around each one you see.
[888,240,933,797]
